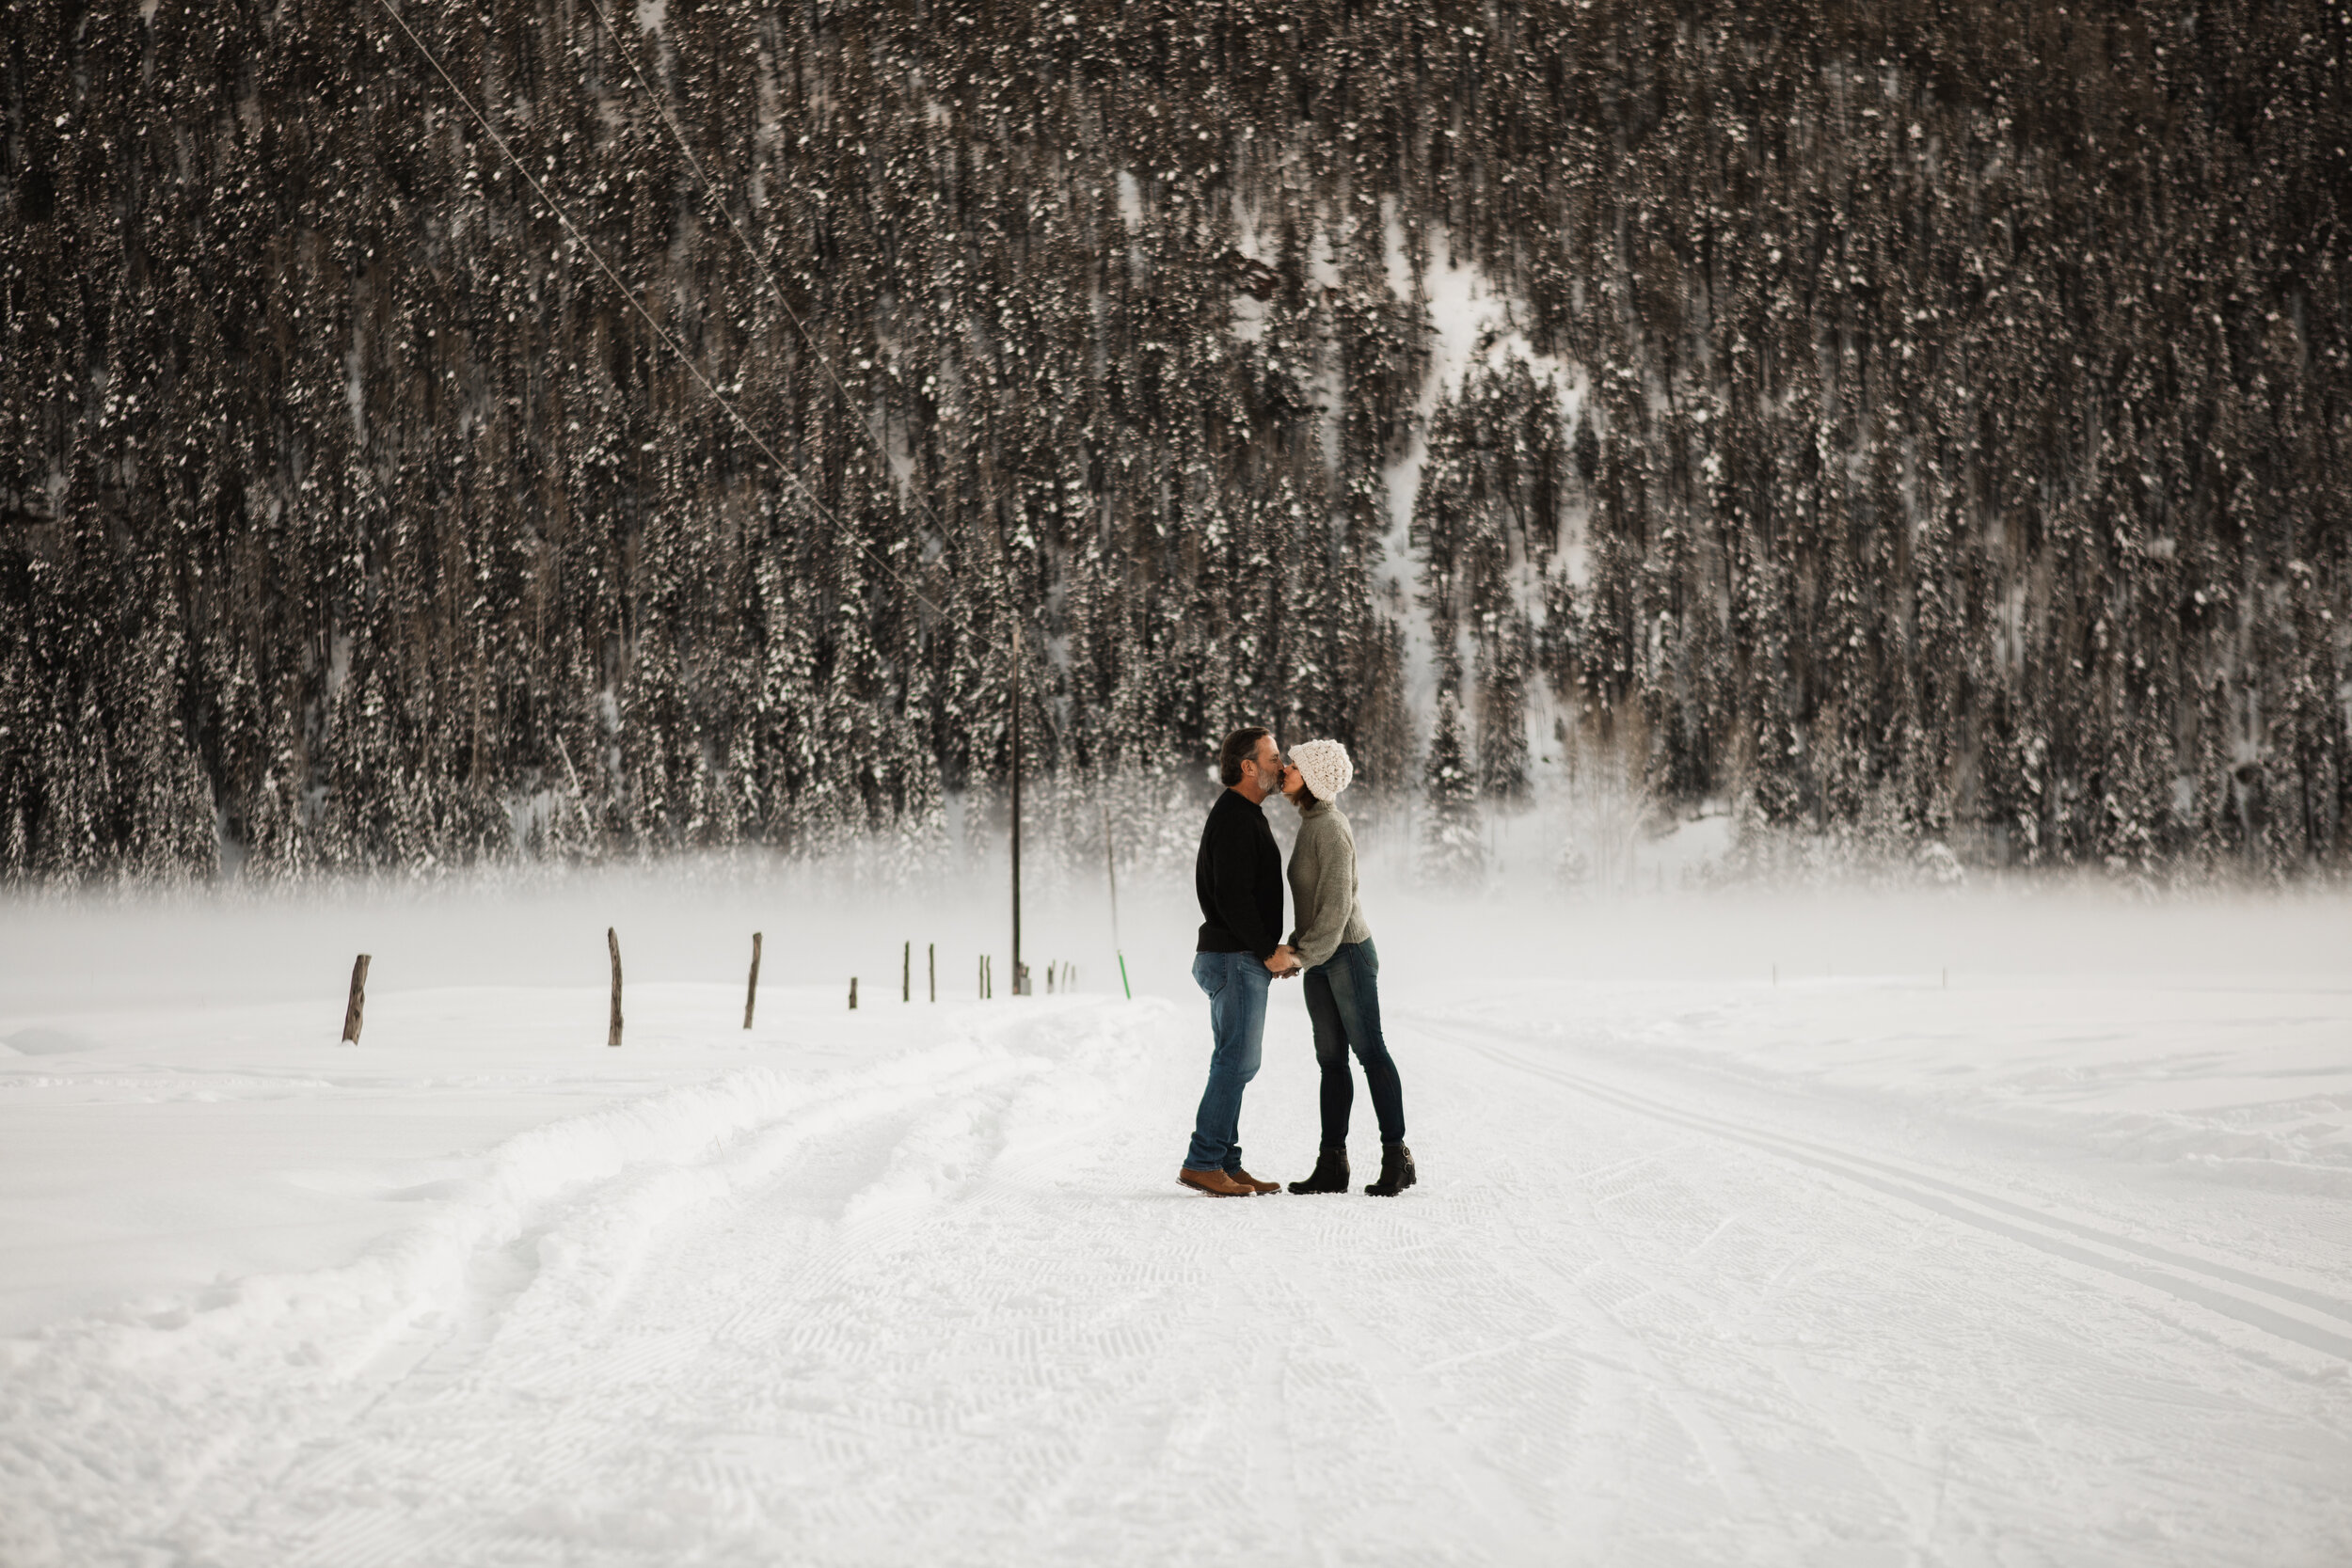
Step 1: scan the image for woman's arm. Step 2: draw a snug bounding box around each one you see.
[1289,817,1357,970]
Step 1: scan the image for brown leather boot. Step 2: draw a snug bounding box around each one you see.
[1229,1167,1279,1195]
[1179,1166,1259,1196]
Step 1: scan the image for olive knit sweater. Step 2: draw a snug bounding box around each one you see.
[1285,797,1373,970]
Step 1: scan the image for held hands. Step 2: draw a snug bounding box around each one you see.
[1264,944,1303,979]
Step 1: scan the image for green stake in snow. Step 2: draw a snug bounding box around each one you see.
[1103,797,1131,1000]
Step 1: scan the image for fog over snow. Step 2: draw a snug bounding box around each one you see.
[3,847,2348,1565]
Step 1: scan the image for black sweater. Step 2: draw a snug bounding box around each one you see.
[1195,787,1285,958]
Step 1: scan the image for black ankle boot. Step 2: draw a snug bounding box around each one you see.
[1287,1145,1349,1195]
[1365,1142,1417,1196]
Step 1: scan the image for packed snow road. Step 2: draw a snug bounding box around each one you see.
[7,963,2349,1566]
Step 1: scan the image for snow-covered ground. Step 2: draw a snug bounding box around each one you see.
[4,868,2349,1565]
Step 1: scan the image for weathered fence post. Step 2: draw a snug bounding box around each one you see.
[849,975,859,1010]
[744,932,763,1028]
[607,927,625,1046]
[341,954,371,1045]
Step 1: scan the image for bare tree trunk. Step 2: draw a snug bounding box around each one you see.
[341,954,371,1045]
[849,975,859,1010]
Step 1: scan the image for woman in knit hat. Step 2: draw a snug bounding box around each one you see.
[1279,738,1416,1196]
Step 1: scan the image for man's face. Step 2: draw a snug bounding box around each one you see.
[1246,735,1281,793]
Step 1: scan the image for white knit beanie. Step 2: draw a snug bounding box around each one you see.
[1292,737,1354,802]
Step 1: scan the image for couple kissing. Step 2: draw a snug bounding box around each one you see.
[1181,726,1416,1199]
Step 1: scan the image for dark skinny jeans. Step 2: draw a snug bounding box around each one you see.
[1300,938,1406,1146]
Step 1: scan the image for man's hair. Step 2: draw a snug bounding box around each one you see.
[1218,726,1272,787]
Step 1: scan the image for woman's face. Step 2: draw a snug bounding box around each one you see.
[1280,761,1306,802]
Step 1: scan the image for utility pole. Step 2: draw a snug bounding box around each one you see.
[1010,616,1024,996]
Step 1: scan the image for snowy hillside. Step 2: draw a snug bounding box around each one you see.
[6,1,2347,883]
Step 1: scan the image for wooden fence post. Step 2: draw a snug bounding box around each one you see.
[902,941,911,1003]
[744,932,763,1028]
[341,954,371,1045]
[850,975,859,1010]
[608,927,624,1047]
[929,942,935,1003]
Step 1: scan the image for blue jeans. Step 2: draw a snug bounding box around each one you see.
[1301,939,1406,1145]
[1185,950,1271,1172]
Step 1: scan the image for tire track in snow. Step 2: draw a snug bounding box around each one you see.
[1466,1128,1798,1548]
[1432,1022,2352,1364]
[33,990,2342,1565]
[250,1005,1157,1568]
[349,1045,1042,1407]
[282,1067,1062,1568]
[0,1022,1069,1568]
[1247,1210,1554,1560]
[1416,1009,2352,1560]
[1260,1015,1817,1560]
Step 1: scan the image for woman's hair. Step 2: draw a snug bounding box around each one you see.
[1293,774,1319,806]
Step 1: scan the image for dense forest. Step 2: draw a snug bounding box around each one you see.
[3,0,2347,883]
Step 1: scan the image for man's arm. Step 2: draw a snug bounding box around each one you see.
[1208,812,1282,959]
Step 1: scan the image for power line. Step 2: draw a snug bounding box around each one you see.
[575,0,961,555]
[376,0,1038,990]
[368,0,942,618]
[570,5,1041,987]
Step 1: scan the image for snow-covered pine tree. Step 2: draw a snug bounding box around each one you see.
[1476,609,1532,803]
[1421,687,1483,885]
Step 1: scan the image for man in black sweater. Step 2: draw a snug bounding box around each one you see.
[1180,726,1300,1196]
